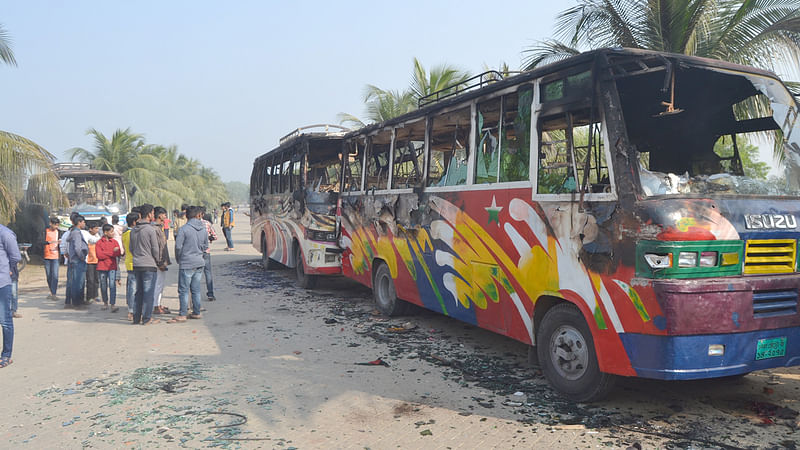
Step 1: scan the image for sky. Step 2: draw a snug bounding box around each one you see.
[0,1,570,183]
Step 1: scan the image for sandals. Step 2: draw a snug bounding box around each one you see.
[0,357,13,368]
[167,316,188,323]
[142,318,161,325]
[188,314,202,319]
[111,306,119,313]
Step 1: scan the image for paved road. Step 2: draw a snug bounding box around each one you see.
[2,213,799,449]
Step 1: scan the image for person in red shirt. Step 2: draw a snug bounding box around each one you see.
[43,217,61,300]
[95,224,122,311]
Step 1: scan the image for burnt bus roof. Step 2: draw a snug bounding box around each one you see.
[53,167,123,179]
[342,47,787,139]
[254,132,346,164]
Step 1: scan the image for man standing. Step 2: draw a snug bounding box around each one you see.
[43,217,60,299]
[130,204,161,325]
[152,207,171,314]
[201,208,217,301]
[221,202,235,251]
[66,215,89,309]
[170,206,208,322]
[122,212,139,321]
[0,223,20,367]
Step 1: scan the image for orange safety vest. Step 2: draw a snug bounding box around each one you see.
[44,228,59,260]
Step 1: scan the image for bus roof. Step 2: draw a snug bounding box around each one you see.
[342,47,784,139]
[255,127,347,164]
[53,162,122,179]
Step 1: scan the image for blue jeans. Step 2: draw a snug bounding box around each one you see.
[98,270,117,305]
[126,274,136,313]
[132,270,157,324]
[203,253,215,298]
[11,280,18,313]
[68,261,87,306]
[0,284,14,359]
[44,259,59,295]
[223,227,234,248]
[65,261,74,304]
[178,267,204,316]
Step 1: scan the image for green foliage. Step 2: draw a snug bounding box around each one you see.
[523,0,800,73]
[0,23,16,66]
[713,135,769,179]
[0,131,64,223]
[69,128,226,211]
[223,181,250,205]
[339,58,471,126]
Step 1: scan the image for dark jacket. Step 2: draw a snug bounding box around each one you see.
[175,218,208,269]
[67,227,88,263]
[130,221,161,271]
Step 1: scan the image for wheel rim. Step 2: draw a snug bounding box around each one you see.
[548,325,589,381]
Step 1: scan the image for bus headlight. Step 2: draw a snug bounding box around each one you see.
[699,251,718,267]
[644,253,672,269]
[678,252,698,267]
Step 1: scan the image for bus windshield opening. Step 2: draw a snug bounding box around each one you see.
[616,66,800,197]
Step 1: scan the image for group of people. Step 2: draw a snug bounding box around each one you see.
[44,203,221,325]
[0,201,231,366]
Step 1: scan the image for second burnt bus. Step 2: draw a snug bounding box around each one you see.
[336,48,800,401]
[250,125,346,288]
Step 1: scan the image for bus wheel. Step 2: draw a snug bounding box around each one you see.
[295,246,317,289]
[261,237,276,270]
[536,303,615,402]
[373,262,409,316]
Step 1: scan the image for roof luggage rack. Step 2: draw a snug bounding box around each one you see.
[279,124,350,145]
[418,71,512,107]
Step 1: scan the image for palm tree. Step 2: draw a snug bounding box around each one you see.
[339,58,471,127]
[0,23,17,66]
[0,131,64,222]
[0,24,64,222]
[409,57,471,100]
[523,0,800,73]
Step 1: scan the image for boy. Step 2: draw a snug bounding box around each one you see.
[96,224,121,311]
[43,217,60,299]
[85,222,101,304]
[66,215,88,308]
[122,212,139,321]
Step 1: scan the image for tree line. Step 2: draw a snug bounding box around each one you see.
[68,128,227,212]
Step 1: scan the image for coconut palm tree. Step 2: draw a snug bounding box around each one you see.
[0,131,64,222]
[0,24,64,222]
[339,58,471,127]
[523,0,800,74]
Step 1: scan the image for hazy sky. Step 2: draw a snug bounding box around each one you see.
[0,1,570,183]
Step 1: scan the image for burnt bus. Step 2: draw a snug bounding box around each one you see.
[332,48,800,401]
[250,125,347,288]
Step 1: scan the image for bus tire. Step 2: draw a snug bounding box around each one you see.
[537,303,615,402]
[373,262,410,316]
[261,236,277,270]
[295,246,317,289]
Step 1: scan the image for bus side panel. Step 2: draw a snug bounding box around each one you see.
[339,190,643,377]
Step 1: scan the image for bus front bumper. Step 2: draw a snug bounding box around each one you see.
[619,327,800,380]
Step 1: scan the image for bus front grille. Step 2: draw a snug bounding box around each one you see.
[743,239,797,275]
[753,289,798,319]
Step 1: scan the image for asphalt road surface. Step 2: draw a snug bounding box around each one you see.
[2,213,800,449]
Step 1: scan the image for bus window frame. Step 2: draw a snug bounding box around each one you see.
[388,118,426,194]
[425,84,535,193]
[340,137,368,196]
[531,79,618,202]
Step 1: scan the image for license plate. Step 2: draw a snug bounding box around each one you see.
[756,337,787,360]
